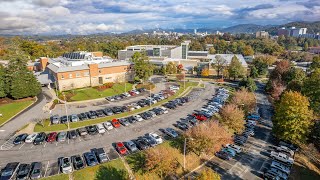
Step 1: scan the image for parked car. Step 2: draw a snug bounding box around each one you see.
[57,132,67,142]
[247,113,260,120]
[16,163,31,180]
[60,116,68,123]
[86,125,98,135]
[269,168,289,180]
[59,157,73,174]
[111,119,121,128]
[276,146,295,157]
[13,133,28,145]
[68,130,78,139]
[88,111,98,119]
[83,152,98,166]
[278,141,299,152]
[270,151,294,165]
[126,116,137,123]
[139,112,151,120]
[96,110,105,118]
[176,121,189,131]
[215,151,231,160]
[112,107,122,114]
[30,162,42,179]
[163,128,178,138]
[92,148,109,163]
[263,169,280,180]
[222,148,236,157]
[46,132,57,143]
[142,136,157,147]
[103,121,114,130]
[69,114,79,122]
[160,107,168,114]
[103,108,114,116]
[25,133,38,143]
[78,113,88,121]
[119,118,130,126]
[33,132,46,145]
[115,142,127,155]
[147,133,163,144]
[51,115,60,124]
[133,139,149,150]
[124,141,138,152]
[77,128,88,136]
[106,96,115,101]
[271,160,291,174]
[96,124,106,134]
[0,162,20,180]
[71,155,85,170]
[225,144,242,153]
[192,113,207,121]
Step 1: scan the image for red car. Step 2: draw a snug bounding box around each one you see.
[192,113,207,121]
[47,132,57,142]
[116,142,127,155]
[111,119,121,128]
[129,91,136,96]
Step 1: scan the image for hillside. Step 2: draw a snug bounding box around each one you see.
[222,24,273,34]
[266,21,320,35]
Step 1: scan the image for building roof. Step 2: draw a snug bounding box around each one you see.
[208,54,248,67]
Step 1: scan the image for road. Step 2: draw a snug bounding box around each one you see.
[0,83,215,178]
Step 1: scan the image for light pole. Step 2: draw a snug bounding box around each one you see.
[183,137,194,170]
[63,93,70,130]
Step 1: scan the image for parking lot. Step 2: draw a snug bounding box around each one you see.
[0,85,211,178]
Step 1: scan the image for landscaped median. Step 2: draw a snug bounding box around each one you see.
[0,99,35,126]
[34,81,201,132]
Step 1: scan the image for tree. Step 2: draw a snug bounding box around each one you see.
[285,67,306,91]
[5,56,41,99]
[130,52,154,82]
[231,88,256,113]
[144,146,180,178]
[304,42,309,51]
[160,66,167,75]
[252,58,268,76]
[201,67,209,77]
[166,62,177,74]
[239,78,257,92]
[219,104,245,133]
[228,55,245,80]
[310,56,320,71]
[211,55,227,78]
[249,66,259,78]
[176,73,185,82]
[273,91,314,143]
[302,69,320,114]
[195,168,221,180]
[0,65,6,98]
[185,121,232,156]
[242,45,254,56]
[177,64,183,73]
[209,47,216,54]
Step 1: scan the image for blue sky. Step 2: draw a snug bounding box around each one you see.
[0,0,318,35]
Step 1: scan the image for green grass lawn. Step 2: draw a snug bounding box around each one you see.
[40,174,69,180]
[34,81,200,132]
[0,100,34,126]
[68,83,133,101]
[73,159,128,180]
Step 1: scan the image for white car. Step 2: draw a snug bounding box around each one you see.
[270,151,294,165]
[131,103,141,109]
[123,92,131,97]
[170,86,180,90]
[226,144,242,153]
[103,121,113,130]
[96,123,106,134]
[131,89,140,94]
[160,107,168,114]
[276,146,295,157]
[133,115,143,122]
[25,133,38,143]
[60,157,73,174]
[148,133,163,144]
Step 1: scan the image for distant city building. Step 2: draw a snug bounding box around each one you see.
[215,31,224,36]
[256,31,269,38]
[277,27,319,39]
[194,29,197,34]
[36,51,134,91]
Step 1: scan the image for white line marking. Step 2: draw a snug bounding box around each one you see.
[43,142,47,148]
[78,137,82,142]
[55,142,58,146]
[19,143,25,149]
[44,161,50,177]
[30,145,34,149]
[67,138,69,144]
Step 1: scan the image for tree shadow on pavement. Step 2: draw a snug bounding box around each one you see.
[95,166,128,180]
[125,152,146,173]
[206,161,242,180]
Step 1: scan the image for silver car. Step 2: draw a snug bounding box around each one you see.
[30,162,42,179]
[57,132,67,142]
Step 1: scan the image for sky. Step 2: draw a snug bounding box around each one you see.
[0,0,319,35]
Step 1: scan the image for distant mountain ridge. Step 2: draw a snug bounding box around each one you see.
[124,21,320,35]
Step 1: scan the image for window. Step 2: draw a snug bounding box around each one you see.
[61,75,64,79]
[84,71,89,76]
[76,72,80,77]
[69,73,73,78]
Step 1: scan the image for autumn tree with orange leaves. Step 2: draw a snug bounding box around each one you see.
[219,104,245,134]
[231,87,256,113]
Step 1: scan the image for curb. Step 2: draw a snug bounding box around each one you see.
[0,97,38,127]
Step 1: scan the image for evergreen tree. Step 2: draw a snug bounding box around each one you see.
[249,66,259,78]
[228,55,245,80]
[130,52,154,82]
[0,65,6,98]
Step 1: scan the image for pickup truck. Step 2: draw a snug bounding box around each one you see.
[270,151,294,165]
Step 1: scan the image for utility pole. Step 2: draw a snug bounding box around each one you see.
[183,138,187,170]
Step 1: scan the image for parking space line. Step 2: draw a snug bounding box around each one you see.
[43,142,47,148]
[67,138,69,144]
[44,161,50,177]
[78,137,82,142]
[30,145,34,149]
[114,128,118,132]
[55,142,58,146]
[19,143,25,149]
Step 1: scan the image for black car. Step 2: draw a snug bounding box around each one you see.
[71,155,85,170]
[215,151,231,160]
[83,152,98,166]
[137,100,147,107]
[60,116,68,123]
[126,116,137,123]
[112,107,122,114]
[164,103,176,109]
[68,130,78,139]
[152,108,163,115]
[140,112,151,120]
[96,110,105,117]
[78,113,88,121]
[133,139,149,150]
[137,88,147,92]
[103,108,114,116]
[0,162,20,180]
[141,136,157,147]
[33,132,46,145]
[88,111,98,119]
[16,163,31,180]
[86,125,98,135]
[30,162,42,179]
[120,106,128,113]
[118,118,130,126]
[92,148,108,163]
[176,121,189,131]
[13,133,28,145]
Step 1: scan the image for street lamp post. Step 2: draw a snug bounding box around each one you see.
[63,94,70,130]
[183,137,194,170]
